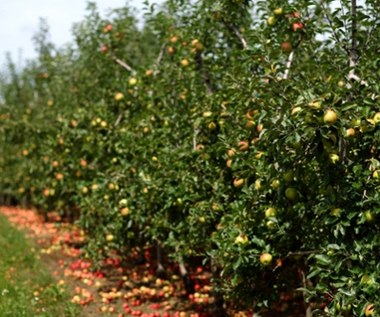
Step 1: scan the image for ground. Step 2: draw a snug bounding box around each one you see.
[0,206,245,317]
[0,206,305,317]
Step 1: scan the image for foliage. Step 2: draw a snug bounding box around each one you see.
[1,0,380,315]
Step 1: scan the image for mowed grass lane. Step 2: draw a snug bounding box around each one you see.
[0,213,81,317]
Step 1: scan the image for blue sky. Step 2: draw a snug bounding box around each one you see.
[0,0,162,68]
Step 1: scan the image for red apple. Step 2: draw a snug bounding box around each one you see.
[292,21,304,32]
[281,42,293,53]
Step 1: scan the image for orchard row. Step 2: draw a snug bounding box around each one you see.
[1,1,380,316]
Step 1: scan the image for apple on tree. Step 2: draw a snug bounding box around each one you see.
[365,303,374,316]
[267,16,276,26]
[281,42,292,53]
[273,8,283,15]
[285,187,299,202]
[265,207,276,218]
[292,21,304,32]
[234,234,249,245]
[323,109,338,125]
[233,178,245,188]
[345,128,355,137]
[260,253,273,266]
[373,112,380,124]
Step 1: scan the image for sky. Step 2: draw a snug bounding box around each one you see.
[0,0,162,68]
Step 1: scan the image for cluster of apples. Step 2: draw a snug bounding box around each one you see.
[267,7,305,54]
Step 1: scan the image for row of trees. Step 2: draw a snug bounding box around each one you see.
[1,0,380,315]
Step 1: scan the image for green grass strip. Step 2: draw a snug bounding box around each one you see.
[0,213,81,317]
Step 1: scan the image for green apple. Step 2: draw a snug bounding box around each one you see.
[323,109,338,125]
[235,234,249,245]
[260,253,273,265]
[361,275,374,285]
[365,210,375,223]
[308,100,322,109]
[330,154,339,164]
[267,16,276,26]
[373,112,380,124]
[271,179,281,189]
[265,207,277,218]
[337,80,346,88]
[285,188,299,202]
[254,179,262,190]
[283,171,294,183]
[128,77,137,86]
[119,198,128,206]
[330,208,341,217]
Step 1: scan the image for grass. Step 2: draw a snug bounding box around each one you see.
[0,213,81,317]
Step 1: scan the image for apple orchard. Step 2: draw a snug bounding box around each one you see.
[1,0,380,316]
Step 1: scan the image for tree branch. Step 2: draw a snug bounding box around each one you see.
[363,10,380,49]
[114,112,123,127]
[195,52,214,95]
[113,56,136,74]
[300,270,312,317]
[349,0,358,71]
[321,1,349,55]
[283,51,295,80]
[193,128,199,150]
[346,0,369,88]
[231,25,248,50]
[222,20,248,50]
[155,44,166,67]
